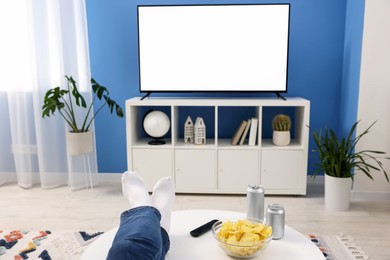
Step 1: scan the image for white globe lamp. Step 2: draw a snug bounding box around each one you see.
[142,110,170,145]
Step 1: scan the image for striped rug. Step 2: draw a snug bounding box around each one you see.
[0,230,104,260]
[308,233,372,260]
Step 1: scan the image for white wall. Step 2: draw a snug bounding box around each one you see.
[355,0,390,193]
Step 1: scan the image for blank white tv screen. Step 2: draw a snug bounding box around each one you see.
[137,4,290,92]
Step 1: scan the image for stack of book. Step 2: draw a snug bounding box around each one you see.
[231,118,258,146]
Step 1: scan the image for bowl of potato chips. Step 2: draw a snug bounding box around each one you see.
[212,218,273,258]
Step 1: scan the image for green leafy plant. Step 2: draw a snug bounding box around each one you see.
[312,121,389,181]
[272,114,291,131]
[42,76,124,132]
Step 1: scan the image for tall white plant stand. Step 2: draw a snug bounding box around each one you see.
[67,131,99,199]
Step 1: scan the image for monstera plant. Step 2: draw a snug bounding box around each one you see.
[42,75,123,132]
[42,75,123,155]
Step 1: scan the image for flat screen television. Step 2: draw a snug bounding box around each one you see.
[137,4,290,93]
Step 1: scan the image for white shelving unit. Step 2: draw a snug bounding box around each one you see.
[126,97,310,195]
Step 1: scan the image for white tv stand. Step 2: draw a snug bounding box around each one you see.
[126,97,310,195]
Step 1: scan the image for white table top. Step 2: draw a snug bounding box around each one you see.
[81,210,325,260]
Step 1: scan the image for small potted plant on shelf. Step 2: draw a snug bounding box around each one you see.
[42,75,124,155]
[312,121,389,211]
[272,114,291,146]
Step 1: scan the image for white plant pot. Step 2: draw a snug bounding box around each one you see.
[272,131,290,146]
[66,131,94,156]
[325,174,352,211]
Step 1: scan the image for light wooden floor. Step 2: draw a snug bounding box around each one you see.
[1,179,389,260]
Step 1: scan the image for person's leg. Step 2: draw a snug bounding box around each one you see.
[121,171,151,208]
[107,206,169,260]
[107,171,173,260]
[151,177,175,232]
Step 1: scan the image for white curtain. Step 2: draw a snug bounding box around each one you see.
[0,0,98,189]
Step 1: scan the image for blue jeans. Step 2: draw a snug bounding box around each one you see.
[107,206,170,260]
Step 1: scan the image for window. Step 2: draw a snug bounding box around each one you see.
[0,1,33,91]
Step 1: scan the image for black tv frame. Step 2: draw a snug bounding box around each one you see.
[137,3,291,98]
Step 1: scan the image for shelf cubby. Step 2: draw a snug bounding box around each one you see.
[217,106,259,147]
[173,105,215,147]
[128,105,172,146]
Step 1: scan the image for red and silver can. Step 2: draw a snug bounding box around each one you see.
[266,203,285,240]
[246,184,264,220]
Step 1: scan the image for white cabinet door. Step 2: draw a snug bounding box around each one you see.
[261,150,303,191]
[175,149,215,190]
[218,150,259,190]
[132,149,172,191]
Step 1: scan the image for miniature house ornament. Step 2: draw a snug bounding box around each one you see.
[194,117,206,145]
[184,116,194,143]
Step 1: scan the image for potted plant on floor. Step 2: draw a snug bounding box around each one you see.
[42,76,124,155]
[312,121,389,211]
[272,114,291,146]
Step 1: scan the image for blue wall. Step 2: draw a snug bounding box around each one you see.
[86,0,363,174]
[340,0,365,135]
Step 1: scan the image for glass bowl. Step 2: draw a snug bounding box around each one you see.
[212,218,272,259]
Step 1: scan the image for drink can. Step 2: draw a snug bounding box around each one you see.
[266,203,285,240]
[246,184,264,220]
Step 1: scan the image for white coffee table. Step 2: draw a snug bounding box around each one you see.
[81,210,325,260]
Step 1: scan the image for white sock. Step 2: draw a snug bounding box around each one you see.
[151,177,175,232]
[122,171,151,208]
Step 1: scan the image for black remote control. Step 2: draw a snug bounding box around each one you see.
[190,219,219,237]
